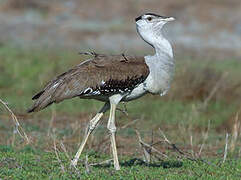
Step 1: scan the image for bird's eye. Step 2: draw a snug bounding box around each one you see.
[147,17,152,21]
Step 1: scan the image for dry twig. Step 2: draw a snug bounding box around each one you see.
[121,119,140,129]
[0,98,29,145]
[135,130,168,163]
[230,109,240,153]
[159,128,198,161]
[198,120,210,157]
[202,72,228,109]
[117,102,128,116]
[223,133,229,163]
[190,135,194,158]
[85,155,91,174]
[53,138,66,173]
[47,107,56,136]
[60,141,71,160]
[89,159,113,167]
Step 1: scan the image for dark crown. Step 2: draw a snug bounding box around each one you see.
[135,13,169,22]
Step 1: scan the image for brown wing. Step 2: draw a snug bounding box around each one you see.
[28,54,149,112]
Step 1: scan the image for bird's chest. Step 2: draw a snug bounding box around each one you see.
[144,69,171,95]
[144,56,174,95]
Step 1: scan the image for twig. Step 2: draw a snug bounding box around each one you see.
[202,72,228,109]
[198,120,210,157]
[53,138,65,173]
[60,141,71,160]
[135,130,168,163]
[85,155,91,174]
[60,143,82,176]
[117,102,128,116]
[48,107,56,136]
[159,128,171,144]
[230,110,240,153]
[97,134,110,154]
[150,130,154,162]
[238,146,241,158]
[89,159,113,166]
[0,98,29,144]
[121,53,129,62]
[57,140,81,176]
[159,129,184,155]
[159,128,197,160]
[190,135,195,158]
[121,119,139,129]
[136,129,149,162]
[160,129,214,166]
[223,133,229,163]
[149,140,164,147]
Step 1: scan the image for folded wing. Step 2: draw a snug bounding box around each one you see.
[28,54,149,112]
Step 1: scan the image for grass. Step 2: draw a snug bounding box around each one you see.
[0,45,241,179]
[0,145,240,179]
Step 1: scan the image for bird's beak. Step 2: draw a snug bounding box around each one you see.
[163,17,175,22]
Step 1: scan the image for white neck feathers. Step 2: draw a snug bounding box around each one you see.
[152,35,173,60]
[138,27,173,60]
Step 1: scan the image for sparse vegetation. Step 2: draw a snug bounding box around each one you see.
[0,145,241,179]
[0,46,241,179]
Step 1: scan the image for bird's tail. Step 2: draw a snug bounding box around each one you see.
[27,90,54,113]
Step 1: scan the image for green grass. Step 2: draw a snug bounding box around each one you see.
[0,145,240,179]
[0,46,241,179]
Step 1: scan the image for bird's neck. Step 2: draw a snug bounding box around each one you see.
[144,34,175,95]
[145,34,175,75]
[153,35,173,60]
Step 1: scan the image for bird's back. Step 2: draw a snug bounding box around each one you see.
[28,54,149,112]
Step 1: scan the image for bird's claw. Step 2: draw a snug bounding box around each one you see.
[70,159,78,168]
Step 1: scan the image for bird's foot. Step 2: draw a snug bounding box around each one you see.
[70,159,78,167]
[114,164,120,171]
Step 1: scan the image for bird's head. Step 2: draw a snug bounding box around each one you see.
[135,13,175,46]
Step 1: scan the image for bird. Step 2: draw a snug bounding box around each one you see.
[28,13,175,170]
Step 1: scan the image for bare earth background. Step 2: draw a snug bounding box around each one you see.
[0,0,241,179]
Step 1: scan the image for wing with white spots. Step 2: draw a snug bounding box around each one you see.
[28,54,149,112]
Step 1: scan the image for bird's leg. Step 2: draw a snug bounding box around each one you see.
[71,102,110,167]
[107,103,120,170]
[71,114,102,167]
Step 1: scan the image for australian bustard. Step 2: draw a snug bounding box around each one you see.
[28,13,175,170]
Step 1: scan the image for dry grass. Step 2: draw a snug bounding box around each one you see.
[170,66,241,103]
[230,107,241,152]
[0,98,29,146]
